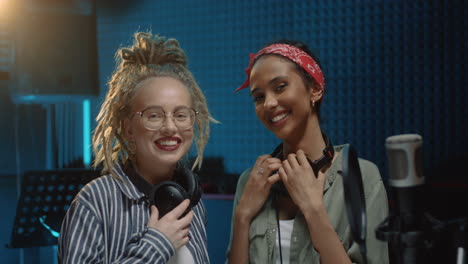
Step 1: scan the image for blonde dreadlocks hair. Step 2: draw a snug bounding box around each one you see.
[92,32,215,180]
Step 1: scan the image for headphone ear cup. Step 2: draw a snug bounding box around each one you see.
[150,181,188,218]
[189,174,202,208]
[176,167,201,208]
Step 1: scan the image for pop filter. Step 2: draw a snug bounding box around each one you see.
[341,144,367,263]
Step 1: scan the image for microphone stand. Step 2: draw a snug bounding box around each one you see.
[376,214,468,264]
[454,220,466,264]
[438,217,467,264]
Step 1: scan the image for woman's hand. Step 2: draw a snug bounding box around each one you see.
[278,149,326,213]
[147,199,193,249]
[236,154,282,222]
[279,150,352,264]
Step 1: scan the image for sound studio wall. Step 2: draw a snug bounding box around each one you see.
[95,0,466,184]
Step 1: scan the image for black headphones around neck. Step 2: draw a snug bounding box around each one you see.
[270,131,334,196]
[271,132,335,264]
[125,162,202,218]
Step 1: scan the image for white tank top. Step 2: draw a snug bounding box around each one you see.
[275,218,295,264]
[168,245,195,264]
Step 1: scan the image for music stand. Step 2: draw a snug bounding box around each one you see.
[7,169,99,248]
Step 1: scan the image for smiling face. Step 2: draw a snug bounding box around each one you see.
[124,76,194,172]
[250,55,321,142]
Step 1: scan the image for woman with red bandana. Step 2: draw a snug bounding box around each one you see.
[227,40,389,264]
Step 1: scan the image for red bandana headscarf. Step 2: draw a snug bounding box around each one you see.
[234,44,325,94]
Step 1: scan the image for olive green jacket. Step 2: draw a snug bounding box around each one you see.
[227,144,389,263]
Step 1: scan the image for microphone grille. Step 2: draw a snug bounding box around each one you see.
[386,134,422,144]
[385,134,424,186]
[387,149,408,180]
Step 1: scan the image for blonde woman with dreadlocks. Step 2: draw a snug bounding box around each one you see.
[58,32,215,263]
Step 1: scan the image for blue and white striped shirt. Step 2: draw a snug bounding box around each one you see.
[58,164,209,263]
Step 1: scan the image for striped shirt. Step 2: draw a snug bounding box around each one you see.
[58,164,210,263]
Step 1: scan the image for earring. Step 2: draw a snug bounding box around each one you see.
[312,100,316,108]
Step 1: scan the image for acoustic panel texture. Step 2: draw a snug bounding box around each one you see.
[96,0,466,182]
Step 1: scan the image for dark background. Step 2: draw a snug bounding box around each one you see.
[0,0,466,263]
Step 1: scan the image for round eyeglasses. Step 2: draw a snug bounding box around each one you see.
[135,106,198,131]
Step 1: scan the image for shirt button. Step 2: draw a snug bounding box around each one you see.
[293,236,298,242]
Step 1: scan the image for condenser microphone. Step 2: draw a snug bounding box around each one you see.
[386,134,425,230]
[384,134,428,264]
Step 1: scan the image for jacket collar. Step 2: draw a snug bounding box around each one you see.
[323,144,345,193]
[110,163,146,201]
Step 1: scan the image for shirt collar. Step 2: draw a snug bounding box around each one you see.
[271,142,345,193]
[250,145,346,243]
[323,144,346,193]
[111,162,147,201]
[123,162,154,198]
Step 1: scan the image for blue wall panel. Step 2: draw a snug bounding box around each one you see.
[96,0,466,181]
[203,197,234,264]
